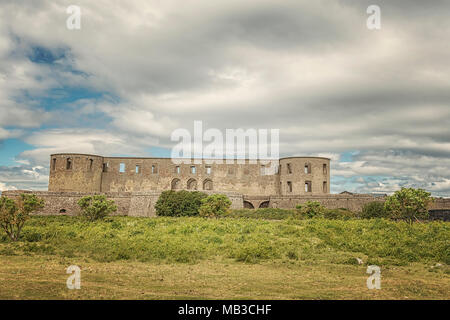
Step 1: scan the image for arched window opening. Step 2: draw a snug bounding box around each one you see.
[259,201,270,208]
[187,178,198,190]
[244,201,254,209]
[203,179,213,190]
[171,178,181,190]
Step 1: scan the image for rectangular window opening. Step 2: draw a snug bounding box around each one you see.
[52,158,56,171]
[323,181,327,193]
[287,163,292,174]
[305,181,312,193]
[206,166,212,174]
[119,163,126,173]
[136,165,141,174]
[152,164,158,174]
[287,181,293,193]
[305,164,311,174]
[103,163,108,172]
[191,166,196,174]
[323,164,327,175]
[66,158,72,170]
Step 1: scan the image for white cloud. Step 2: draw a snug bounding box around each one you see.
[0,1,449,195]
[18,128,159,165]
[0,182,16,192]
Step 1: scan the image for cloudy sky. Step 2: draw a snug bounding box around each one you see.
[0,0,449,196]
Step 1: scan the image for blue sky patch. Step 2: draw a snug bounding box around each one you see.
[0,139,34,166]
[28,46,66,64]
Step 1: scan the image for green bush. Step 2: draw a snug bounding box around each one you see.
[199,194,232,218]
[384,188,433,223]
[361,201,388,219]
[155,190,207,217]
[0,194,44,241]
[77,195,117,221]
[296,201,326,218]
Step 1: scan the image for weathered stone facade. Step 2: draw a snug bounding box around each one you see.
[48,153,331,196]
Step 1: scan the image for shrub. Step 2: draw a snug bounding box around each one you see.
[296,201,326,218]
[0,194,44,241]
[155,190,207,217]
[77,195,117,221]
[323,208,355,220]
[198,194,232,218]
[361,201,388,219]
[384,188,433,223]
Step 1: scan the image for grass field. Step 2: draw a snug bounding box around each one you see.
[0,216,449,299]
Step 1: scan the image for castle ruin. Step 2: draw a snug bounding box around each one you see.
[3,153,450,216]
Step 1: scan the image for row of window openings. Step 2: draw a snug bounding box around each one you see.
[114,164,211,175]
[59,159,245,175]
[285,163,327,175]
[116,164,269,175]
[57,159,326,176]
[285,181,328,193]
[53,158,94,171]
[171,178,213,191]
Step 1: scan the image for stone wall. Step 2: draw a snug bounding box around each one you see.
[243,194,385,211]
[263,195,450,212]
[431,198,450,210]
[3,190,449,217]
[2,190,244,217]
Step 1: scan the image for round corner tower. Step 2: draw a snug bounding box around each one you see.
[278,157,330,195]
[48,153,104,192]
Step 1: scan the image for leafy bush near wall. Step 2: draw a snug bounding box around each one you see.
[384,188,433,223]
[360,201,388,219]
[296,201,327,218]
[77,195,117,221]
[323,208,355,220]
[155,190,207,217]
[198,194,232,218]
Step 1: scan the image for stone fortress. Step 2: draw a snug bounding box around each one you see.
[48,154,331,196]
[3,153,450,217]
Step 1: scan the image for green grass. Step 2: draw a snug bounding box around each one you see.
[226,208,357,220]
[226,208,301,219]
[1,216,448,266]
[0,216,448,299]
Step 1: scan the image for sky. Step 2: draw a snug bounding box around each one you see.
[0,0,449,196]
